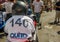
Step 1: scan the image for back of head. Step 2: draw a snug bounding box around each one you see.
[12,1,27,15]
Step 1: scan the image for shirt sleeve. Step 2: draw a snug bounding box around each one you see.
[1,3,5,6]
[1,2,6,8]
[40,1,44,6]
[32,1,35,5]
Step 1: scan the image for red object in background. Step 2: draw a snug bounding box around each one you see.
[33,20,37,27]
[24,40,32,42]
[0,0,6,3]
[24,40,29,42]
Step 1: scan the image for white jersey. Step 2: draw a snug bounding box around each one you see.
[4,15,35,42]
[32,0,44,13]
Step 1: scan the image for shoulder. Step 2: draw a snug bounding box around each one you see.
[32,1,37,5]
[23,16,33,22]
[40,1,43,3]
[23,16,32,20]
[39,1,44,5]
[33,0,36,3]
[1,2,7,5]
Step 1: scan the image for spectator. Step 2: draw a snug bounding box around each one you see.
[1,0,14,21]
[47,2,52,12]
[54,0,60,24]
[32,0,44,29]
[0,3,6,12]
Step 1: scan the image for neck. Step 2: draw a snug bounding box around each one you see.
[15,12,25,15]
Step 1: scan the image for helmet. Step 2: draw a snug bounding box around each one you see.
[12,1,27,15]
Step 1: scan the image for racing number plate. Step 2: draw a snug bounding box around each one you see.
[6,15,29,39]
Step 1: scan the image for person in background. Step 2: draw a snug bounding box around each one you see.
[32,0,44,29]
[47,2,51,12]
[1,0,14,21]
[54,0,60,24]
[0,2,6,12]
